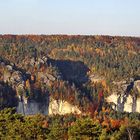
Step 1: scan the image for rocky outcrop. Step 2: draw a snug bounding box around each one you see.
[107,94,140,113]
[17,97,81,115]
[30,57,48,67]
[17,100,48,115]
[1,57,82,115]
[106,79,140,113]
[134,80,140,93]
[48,98,81,115]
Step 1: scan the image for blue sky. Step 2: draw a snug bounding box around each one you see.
[0,0,140,36]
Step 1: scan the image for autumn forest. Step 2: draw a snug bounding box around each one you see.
[0,35,140,139]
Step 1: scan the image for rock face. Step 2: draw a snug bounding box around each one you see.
[106,79,140,113]
[1,57,82,115]
[134,80,140,93]
[17,100,48,115]
[106,94,140,113]
[48,98,81,115]
[17,98,81,115]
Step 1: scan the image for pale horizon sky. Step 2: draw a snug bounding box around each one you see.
[0,0,140,37]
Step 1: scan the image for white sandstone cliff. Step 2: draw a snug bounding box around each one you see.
[48,98,81,115]
[106,94,140,112]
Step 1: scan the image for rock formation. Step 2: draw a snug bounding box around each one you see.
[107,79,140,113]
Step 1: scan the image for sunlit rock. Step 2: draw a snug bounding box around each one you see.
[134,80,140,93]
[106,93,140,113]
[48,98,81,115]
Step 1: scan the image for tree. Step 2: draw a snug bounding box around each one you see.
[68,117,102,140]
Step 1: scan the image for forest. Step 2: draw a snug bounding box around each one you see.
[0,35,140,139]
[1,108,140,140]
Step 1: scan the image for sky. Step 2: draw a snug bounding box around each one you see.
[0,0,140,36]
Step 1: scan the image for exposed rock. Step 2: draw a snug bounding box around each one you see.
[112,80,128,94]
[134,80,140,93]
[49,98,81,115]
[113,81,127,85]
[107,79,140,113]
[38,72,49,83]
[108,80,130,112]
[10,62,15,67]
[6,65,13,71]
[136,98,140,112]
[3,71,11,82]
[30,58,35,66]
[106,93,140,113]
[17,97,81,115]
[30,56,48,67]
[17,100,48,115]
[46,73,56,81]
[1,56,82,115]
[38,58,45,64]
[42,56,48,62]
